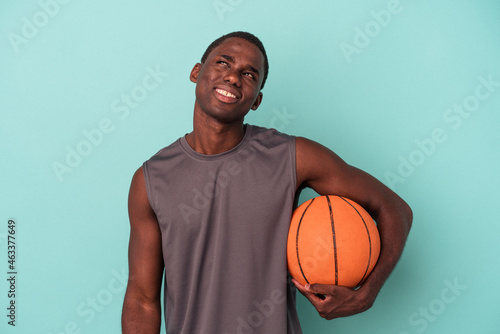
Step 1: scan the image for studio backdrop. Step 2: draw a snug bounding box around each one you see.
[1,0,499,333]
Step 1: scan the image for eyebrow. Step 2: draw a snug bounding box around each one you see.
[220,54,260,77]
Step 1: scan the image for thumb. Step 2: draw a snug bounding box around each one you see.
[305,283,335,300]
[308,283,355,297]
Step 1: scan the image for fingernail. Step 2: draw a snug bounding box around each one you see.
[305,284,311,290]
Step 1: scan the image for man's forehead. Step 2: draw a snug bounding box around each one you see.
[208,38,264,64]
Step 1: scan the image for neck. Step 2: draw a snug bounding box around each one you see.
[186,107,246,155]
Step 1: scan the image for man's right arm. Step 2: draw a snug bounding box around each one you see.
[122,167,164,333]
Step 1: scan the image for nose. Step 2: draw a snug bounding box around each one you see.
[223,70,241,87]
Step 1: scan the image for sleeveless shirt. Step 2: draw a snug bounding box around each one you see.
[143,125,303,334]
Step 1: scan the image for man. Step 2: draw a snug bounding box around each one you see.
[121,31,412,333]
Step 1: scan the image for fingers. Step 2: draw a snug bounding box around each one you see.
[294,282,335,320]
[291,279,309,295]
[292,279,329,304]
[291,280,368,320]
[306,283,332,295]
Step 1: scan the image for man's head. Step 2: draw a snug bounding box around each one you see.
[190,33,267,124]
[200,31,269,90]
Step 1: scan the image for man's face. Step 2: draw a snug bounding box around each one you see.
[190,37,265,124]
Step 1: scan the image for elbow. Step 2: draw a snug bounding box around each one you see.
[401,199,413,237]
[378,193,413,238]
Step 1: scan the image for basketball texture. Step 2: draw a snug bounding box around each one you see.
[287,195,380,288]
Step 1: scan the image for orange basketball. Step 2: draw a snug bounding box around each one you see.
[287,195,380,288]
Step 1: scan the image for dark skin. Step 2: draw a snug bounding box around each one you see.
[185,38,264,154]
[121,37,413,332]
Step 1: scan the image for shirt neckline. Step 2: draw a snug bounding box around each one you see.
[179,124,254,161]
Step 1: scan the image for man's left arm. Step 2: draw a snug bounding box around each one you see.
[294,137,413,320]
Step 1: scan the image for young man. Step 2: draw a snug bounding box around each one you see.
[121,31,412,333]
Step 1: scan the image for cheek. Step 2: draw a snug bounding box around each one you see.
[200,72,221,92]
[247,88,261,103]
[195,73,212,95]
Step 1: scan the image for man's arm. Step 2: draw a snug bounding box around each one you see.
[122,167,164,333]
[294,137,413,320]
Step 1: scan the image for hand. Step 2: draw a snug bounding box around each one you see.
[292,279,374,320]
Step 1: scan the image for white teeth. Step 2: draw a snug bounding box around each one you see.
[217,89,236,98]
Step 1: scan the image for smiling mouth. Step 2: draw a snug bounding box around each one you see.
[215,88,238,99]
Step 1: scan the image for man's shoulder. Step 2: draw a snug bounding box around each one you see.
[246,124,296,156]
[247,124,295,142]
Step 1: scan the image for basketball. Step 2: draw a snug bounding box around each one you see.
[287,195,380,288]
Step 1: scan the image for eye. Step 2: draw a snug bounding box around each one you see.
[244,72,255,79]
[217,60,229,66]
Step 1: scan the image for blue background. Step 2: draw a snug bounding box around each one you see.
[1,0,499,333]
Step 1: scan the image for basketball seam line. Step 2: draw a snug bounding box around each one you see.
[340,196,372,287]
[296,198,315,285]
[326,196,339,285]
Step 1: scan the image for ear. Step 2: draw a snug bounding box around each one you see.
[251,92,263,110]
[190,63,202,83]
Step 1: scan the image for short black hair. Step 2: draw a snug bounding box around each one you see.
[200,31,269,90]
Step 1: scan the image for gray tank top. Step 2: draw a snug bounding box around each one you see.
[143,125,302,334]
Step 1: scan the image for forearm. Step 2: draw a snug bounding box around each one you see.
[359,195,413,302]
[122,294,162,334]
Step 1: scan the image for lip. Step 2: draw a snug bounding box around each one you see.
[214,87,240,103]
